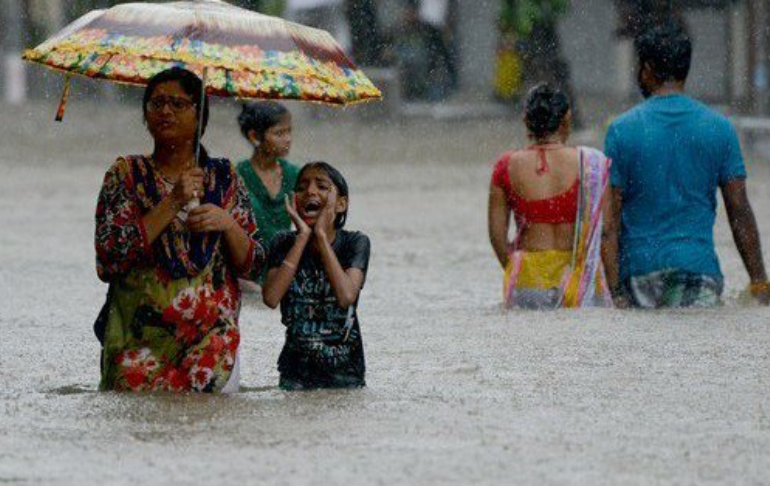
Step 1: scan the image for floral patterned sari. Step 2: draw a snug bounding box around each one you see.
[95,154,264,392]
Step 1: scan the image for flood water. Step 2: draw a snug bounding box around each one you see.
[1,99,769,484]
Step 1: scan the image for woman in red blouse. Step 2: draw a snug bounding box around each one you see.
[488,83,616,309]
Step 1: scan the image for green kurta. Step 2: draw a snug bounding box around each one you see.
[236,157,300,250]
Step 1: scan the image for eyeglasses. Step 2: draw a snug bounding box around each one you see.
[146,96,195,114]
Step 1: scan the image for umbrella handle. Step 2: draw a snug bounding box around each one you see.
[188,67,208,210]
[175,199,200,224]
[193,67,208,168]
[55,75,71,122]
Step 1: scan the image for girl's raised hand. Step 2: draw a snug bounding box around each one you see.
[284,194,311,236]
[315,186,337,236]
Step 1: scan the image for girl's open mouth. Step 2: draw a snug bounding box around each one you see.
[301,200,322,218]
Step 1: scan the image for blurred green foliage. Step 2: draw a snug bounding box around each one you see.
[499,0,569,37]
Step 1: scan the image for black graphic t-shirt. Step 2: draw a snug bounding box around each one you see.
[267,230,371,388]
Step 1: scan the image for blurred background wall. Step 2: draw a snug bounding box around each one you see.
[1,0,768,115]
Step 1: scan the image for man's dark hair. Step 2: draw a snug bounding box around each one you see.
[142,67,210,136]
[635,20,692,82]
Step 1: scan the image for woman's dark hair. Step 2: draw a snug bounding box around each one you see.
[635,20,692,82]
[237,101,289,141]
[296,161,349,229]
[524,83,570,139]
[142,67,210,136]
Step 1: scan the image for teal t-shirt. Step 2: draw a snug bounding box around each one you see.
[605,94,746,281]
[236,158,299,250]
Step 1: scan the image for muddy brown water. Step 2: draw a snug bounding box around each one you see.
[1,100,769,484]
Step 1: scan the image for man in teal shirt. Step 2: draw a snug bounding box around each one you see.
[604,21,769,307]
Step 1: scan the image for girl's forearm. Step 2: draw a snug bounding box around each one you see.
[262,233,310,308]
[316,234,360,308]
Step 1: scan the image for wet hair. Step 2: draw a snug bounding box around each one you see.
[296,161,350,229]
[635,20,692,82]
[237,101,289,141]
[524,83,570,139]
[142,67,210,136]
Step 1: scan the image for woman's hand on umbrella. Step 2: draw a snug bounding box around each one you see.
[284,194,311,237]
[171,168,205,208]
[187,204,236,233]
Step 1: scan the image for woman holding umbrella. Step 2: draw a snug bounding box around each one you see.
[94,67,264,393]
[21,0,381,391]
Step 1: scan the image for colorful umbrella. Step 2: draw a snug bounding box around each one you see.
[22,0,382,121]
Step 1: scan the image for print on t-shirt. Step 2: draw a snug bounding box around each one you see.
[268,230,370,387]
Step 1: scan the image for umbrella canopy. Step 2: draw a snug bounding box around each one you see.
[22,0,381,106]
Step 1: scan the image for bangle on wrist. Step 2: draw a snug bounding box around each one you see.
[749,281,770,296]
[282,260,297,270]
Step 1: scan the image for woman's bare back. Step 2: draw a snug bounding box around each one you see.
[507,146,580,251]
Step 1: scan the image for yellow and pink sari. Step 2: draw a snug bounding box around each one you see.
[504,147,613,309]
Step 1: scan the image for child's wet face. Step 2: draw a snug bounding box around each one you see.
[261,113,292,157]
[295,167,340,226]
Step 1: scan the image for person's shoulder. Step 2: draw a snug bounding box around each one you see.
[206,156,233,171]
[272,229,298,245]
[499,148,522,160]
[496,148,526,168]
[113,154,147,166]
[235,159,252,174]
[689,99,735,130]
[337,230,370,268]
[107,155,147,177]
[578,146,608,159]
[280,159,301,176]
[205,156,240,181]
[608,103,648,131]
[339,230,371,247]
[340,229,369,239]
[578,146,612,170]
[267,229,298,252]
[280,158,300,170]
[682,95,714,112]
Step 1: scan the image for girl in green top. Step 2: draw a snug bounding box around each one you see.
[236,102,300,257]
